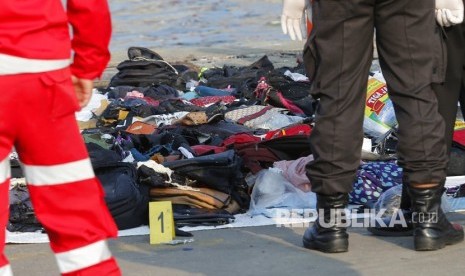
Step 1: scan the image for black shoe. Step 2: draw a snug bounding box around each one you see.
[409,186,464,251]
[302,193,349,253]
[414,223,464,251]
[303,221,349,253]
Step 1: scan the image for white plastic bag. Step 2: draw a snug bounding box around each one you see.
[248,168,316,217]
[374,185,451,216]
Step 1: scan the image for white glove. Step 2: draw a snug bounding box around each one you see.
[435,0,464,27]
[281,0,308,41]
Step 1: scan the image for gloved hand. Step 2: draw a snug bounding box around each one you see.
[281,0,308,41]
[435,0,464,27]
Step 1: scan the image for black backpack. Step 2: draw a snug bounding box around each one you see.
[8,183,43,233]
[87,143,149,230]
[93,161,149,230]
[108,46,179,88]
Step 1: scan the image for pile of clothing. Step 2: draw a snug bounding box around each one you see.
[9,47,465,232]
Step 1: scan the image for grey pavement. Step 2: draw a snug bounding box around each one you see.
[5,211,465,276]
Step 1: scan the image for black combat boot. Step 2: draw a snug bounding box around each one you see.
[303,193,349,253]
[409,185,464,251]
[367,185,414,236]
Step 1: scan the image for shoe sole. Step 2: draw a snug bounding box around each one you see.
[303,237,348,253]
[414,234,464,251]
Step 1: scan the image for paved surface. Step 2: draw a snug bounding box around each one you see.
[5,211,465,276]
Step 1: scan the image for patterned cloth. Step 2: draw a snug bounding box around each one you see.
[350,161,403,205]
[224,105,303,130]
[190,95,236,107]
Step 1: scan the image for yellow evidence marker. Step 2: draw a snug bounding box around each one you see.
[149,201,175,244]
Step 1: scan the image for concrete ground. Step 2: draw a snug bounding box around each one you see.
[5,211,465,276]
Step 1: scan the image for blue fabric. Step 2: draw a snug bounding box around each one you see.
[129,145,173,161]
[195,85,232,96]
[129,148,149,161]
[349,161,403,205]
[182,91,199,100]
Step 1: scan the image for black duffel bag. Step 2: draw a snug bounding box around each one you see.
[173,205,235,227]
[162,150,241,194]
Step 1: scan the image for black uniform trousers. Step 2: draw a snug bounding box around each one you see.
[305,0,448,195]
[400,17,465,207]
[439,17,465,146]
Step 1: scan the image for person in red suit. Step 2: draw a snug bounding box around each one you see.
[0,1,121,275]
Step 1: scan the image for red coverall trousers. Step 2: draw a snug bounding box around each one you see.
[0,68,121,275]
